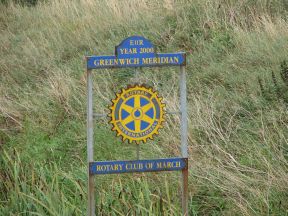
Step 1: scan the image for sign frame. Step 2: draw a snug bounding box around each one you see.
[85,35,188,216]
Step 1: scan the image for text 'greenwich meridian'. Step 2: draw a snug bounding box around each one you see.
[93,56,179,67]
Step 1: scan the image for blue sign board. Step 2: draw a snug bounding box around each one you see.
[89,157,188,175]
[86,36,186,69]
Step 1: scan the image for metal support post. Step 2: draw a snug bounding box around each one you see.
[135,67,140,160]
[180,66,188,215]
[87,69,95,216]
[136,144,140,160]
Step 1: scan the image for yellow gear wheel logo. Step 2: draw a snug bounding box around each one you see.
[109,85,165,143]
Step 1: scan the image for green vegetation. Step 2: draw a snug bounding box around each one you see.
[1,0,288,215]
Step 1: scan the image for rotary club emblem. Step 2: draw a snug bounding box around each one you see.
[109,85,165,143]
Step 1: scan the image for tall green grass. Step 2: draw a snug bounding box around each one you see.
[0,149,182,215]
[1,0,288,215]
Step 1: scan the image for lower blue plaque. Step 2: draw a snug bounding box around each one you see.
[89,158,188,175]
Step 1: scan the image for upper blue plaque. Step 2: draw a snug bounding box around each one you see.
[87,36,186,69]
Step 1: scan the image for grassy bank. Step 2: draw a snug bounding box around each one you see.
[1,0,288,215]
